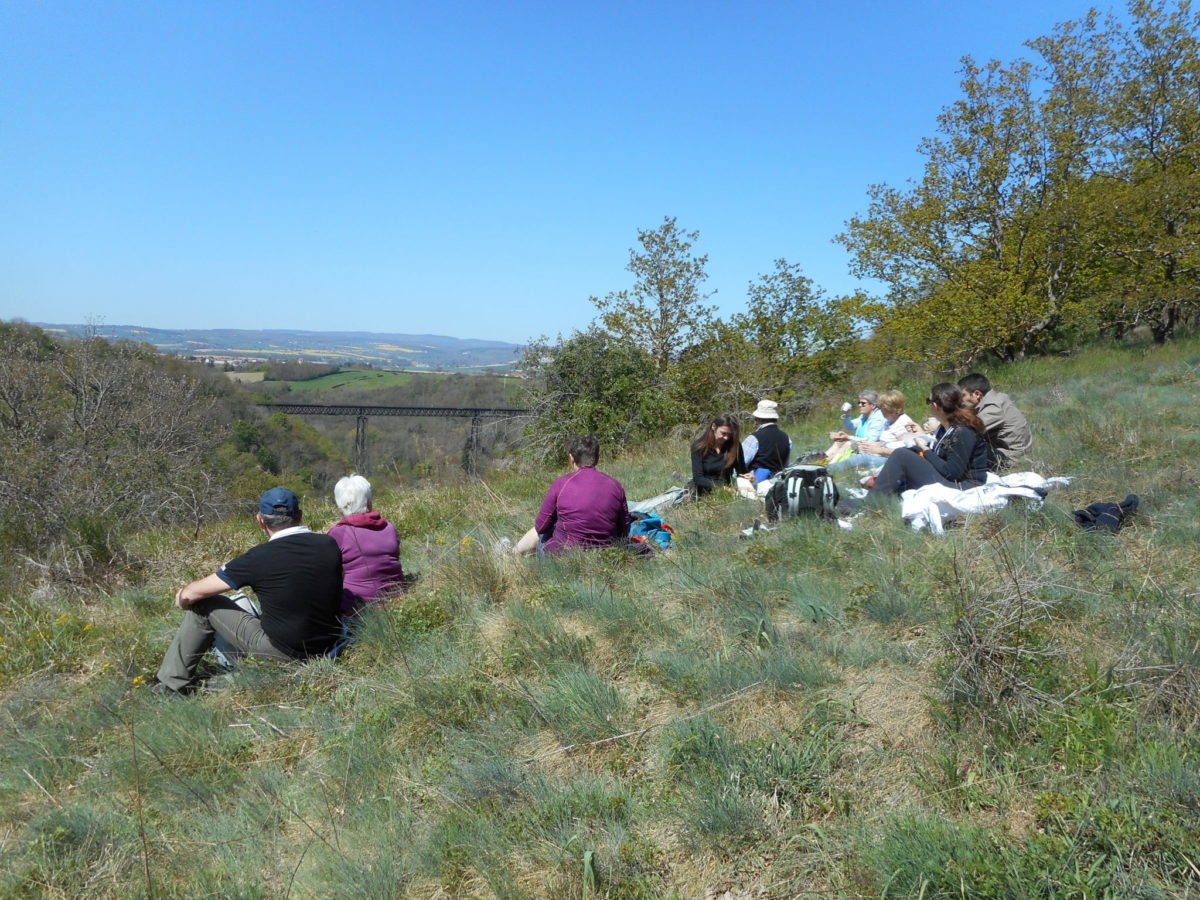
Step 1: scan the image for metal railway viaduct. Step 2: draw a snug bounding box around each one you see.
[257,403,530,476]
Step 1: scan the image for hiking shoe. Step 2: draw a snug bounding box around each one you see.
[200,674,235,692]
[150,680,194,699]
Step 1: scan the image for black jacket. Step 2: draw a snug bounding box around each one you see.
[690,445,748,494]
[927,424,989,487]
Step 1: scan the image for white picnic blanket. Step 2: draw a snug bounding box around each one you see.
[735,473,775,501]
[900,471,1072,534]
[629,486,689,516]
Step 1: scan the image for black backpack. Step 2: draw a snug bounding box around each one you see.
[764,465,840,523]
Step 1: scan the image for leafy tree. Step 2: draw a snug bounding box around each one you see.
[519,328,678,459]
[839,54,1095,368]
[840,1,1200,365]
[590,217,717,374]
[734,261,871,391]
[1075,0,1200,341]
[673,262,872,419]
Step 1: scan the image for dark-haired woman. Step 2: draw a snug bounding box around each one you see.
[690,414,748,495]
[869,383,990,496]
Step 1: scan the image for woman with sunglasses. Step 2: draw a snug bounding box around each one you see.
[825,389,886,462]
[868,382,990,496]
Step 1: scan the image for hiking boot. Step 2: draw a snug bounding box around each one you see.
[150,680,194,699]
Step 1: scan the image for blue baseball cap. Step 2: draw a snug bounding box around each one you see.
[259,487,300,516]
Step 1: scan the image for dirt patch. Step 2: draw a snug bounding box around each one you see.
[836,664,937,812]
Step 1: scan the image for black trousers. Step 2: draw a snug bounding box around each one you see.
[871,447,965,496]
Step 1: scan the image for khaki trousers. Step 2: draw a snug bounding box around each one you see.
[156,596,295,692]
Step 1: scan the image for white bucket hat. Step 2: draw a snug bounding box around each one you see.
[752,399,780,420]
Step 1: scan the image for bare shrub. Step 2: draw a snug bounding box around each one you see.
[0,324,233,579]
[939,532,1066,725]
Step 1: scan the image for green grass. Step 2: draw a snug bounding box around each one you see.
[4,334,1200,896]
[265,368,523,395]
[264,369,423,392]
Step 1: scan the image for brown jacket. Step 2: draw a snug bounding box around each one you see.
[976,390,1032,464]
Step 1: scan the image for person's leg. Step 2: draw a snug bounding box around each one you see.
[156,596,291,692]
[515,527,540,555]
[870,449,954,496]
[829,452,886,471]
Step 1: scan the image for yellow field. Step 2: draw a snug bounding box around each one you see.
[372,344,422,353]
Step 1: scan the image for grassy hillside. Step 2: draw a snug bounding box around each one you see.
[2,337,1199,897]
[264,369,523,398]
[264,369,423,393]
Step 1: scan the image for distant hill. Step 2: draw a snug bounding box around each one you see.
[34,323,525,372]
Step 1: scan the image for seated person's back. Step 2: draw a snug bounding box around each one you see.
[535,436,631,553]
[743,399,791,482]
[328,473,406,614]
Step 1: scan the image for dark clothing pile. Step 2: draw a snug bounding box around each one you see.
[1073,495,1138,533]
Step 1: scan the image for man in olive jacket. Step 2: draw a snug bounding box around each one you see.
[958,374,1032,471]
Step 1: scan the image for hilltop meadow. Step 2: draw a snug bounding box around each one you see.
[2,5,1197,893]
[2,333,1199,899]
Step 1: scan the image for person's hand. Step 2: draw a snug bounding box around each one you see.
[906,422,921,433]
[858,441,882,454]
[830,430,849,441]
[174,586,192,609]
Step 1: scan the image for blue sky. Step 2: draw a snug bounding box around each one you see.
[1,0,1113,345]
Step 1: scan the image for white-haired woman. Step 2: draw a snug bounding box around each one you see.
[328,474,406,615]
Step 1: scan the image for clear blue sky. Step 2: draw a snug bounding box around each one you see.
[1,0,1113,345]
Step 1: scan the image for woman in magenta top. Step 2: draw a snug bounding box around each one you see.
[328,474,406,615]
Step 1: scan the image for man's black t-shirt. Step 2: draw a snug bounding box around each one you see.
[217,530,343,657]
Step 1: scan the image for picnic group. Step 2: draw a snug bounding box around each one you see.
[152,373,1031,697]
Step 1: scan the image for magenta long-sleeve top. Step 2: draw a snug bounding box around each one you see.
[535,465,631,553]
[328,512,406,612]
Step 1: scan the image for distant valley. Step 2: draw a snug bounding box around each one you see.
[35,323,525,372]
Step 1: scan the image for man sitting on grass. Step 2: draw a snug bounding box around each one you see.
[957,373,1033,472]
[514,435,631,555]
[153,487,344,697]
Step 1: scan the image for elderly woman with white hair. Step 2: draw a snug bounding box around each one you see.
[328,474,406,615]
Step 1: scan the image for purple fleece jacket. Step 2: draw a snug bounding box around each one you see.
[328,512,406,614]
[535,465,631,553]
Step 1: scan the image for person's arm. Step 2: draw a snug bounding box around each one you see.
[175,572,232,610]
[741,434,758,466]
[925,427,977,482]
[533,480,561,536]
[690,449,715,492]
[733,444,749,476]
[614,489,632,543]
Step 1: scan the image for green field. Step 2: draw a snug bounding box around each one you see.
[265,369,524,398]
[264,369,420,392]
